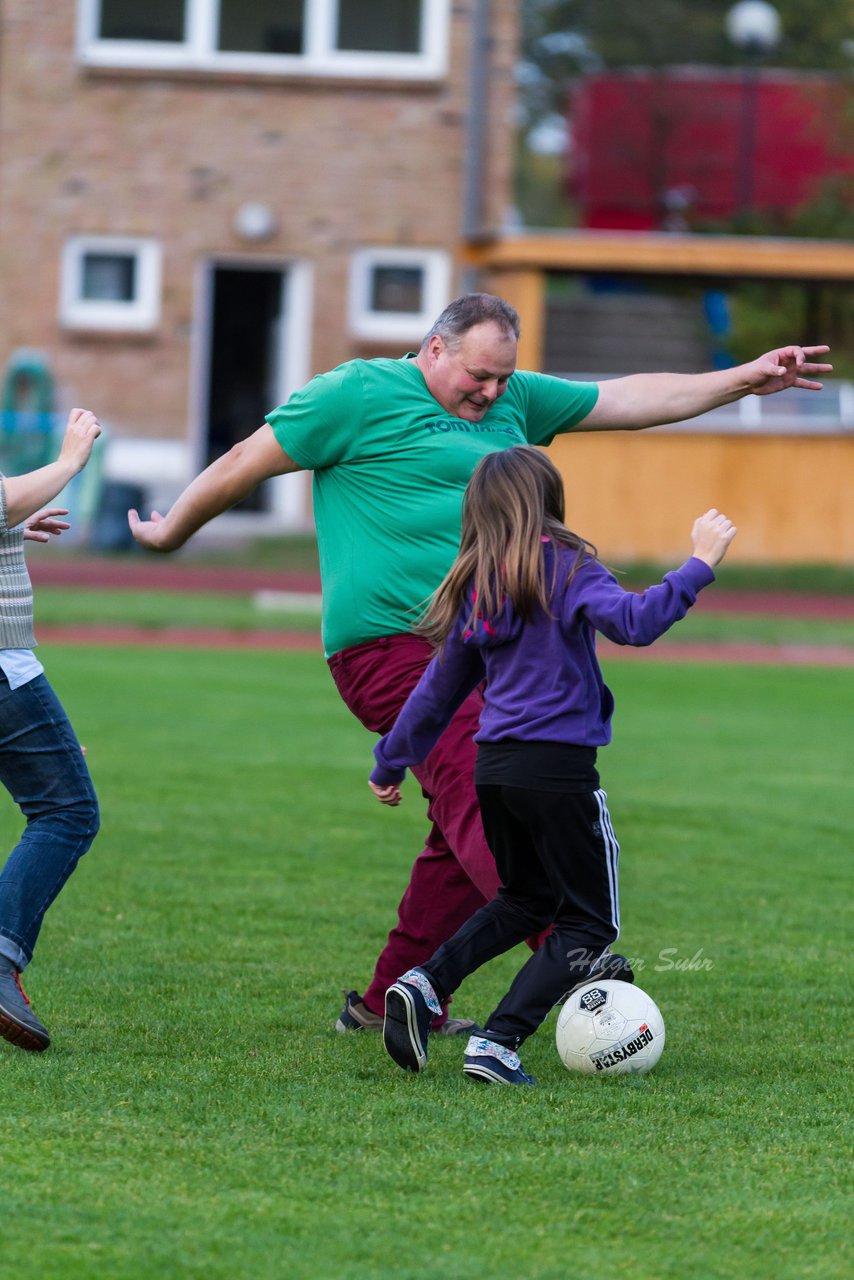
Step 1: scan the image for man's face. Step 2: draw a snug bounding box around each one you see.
[421,321,517,422]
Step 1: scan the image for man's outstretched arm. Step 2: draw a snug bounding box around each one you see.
[128,424,302,552]
[578,344,832,432]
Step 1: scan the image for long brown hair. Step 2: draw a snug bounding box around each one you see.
[418,446,597,650]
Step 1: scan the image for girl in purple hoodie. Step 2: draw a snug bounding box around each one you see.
[369,446,736,1086]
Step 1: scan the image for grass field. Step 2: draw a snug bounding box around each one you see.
[33,536,854,595]
[33,586,323,633]
[2,645,851,1279]
[27,584,854,649]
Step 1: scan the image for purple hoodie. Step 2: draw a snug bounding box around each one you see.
[371,542,714,786]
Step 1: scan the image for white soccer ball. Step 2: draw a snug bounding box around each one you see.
[555,980,665,1076]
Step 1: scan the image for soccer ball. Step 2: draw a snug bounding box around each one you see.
[555,980,665,1076]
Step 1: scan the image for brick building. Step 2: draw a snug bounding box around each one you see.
[0,0,518,527]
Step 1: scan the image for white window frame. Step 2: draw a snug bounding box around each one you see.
[77,0,449,80]
[59,235,163,332]
[348,247,451,342]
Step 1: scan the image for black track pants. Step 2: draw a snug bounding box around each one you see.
[422,781,621,1049]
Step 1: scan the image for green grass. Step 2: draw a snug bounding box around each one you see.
[615,560,854,597]
[182,533,322,573]
[33,587,321,632]
[26,534,323,577]
[30,583,854,649]
[651,608,854,648]
[28,536,854,595]
[1,648,851,1279]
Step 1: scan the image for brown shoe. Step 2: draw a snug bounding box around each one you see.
[435,1017,477,1037]
[335,989,475,1036]
[335,990,384,1032]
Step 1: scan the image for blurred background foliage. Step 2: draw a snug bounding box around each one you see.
[515,1,854,373]
[517,0,854,229]
[520,0,854,119]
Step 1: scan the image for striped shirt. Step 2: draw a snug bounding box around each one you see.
[0,477,39,650]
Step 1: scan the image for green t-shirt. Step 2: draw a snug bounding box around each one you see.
[266,356,598,655]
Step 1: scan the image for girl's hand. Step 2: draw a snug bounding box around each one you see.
[691,509,737,568]
[24,508,71,542]
[369,780,402,806]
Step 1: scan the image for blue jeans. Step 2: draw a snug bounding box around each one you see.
[0,671,99,969]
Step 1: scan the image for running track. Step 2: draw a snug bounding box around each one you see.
[29,557,854,666]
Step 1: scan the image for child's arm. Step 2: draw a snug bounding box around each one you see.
[1,409,101,530]
[572,509,737,647]
[369,635,484,804]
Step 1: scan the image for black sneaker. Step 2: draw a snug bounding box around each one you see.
[560,952,635,1004]
[0,961,50,1052]
[383,968,439,1072]
[463,1035,537,1087]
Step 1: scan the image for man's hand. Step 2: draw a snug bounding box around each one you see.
[743,345,832,396]
[127,508,174,552]
[126,425,302,554]
[24,508,71,543]
[369,779,402,806]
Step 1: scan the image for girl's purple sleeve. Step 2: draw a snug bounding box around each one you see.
[571,557,715,647]
[371,635,485,786]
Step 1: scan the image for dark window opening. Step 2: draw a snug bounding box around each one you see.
[337,0,422,54]
[370,266,425,314]
[82,253,137,302]
[99,0,186,42]
[218,0,305,54]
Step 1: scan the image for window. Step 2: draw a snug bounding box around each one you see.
[82,253,137,303]
[78,0,448,79]
[217,0,304,55]
[348,248,451,341]
[337,0,421,54]
[97,0,185,42]
[60,236,162,332]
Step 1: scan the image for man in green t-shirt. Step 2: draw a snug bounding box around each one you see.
[128,293,830,1034]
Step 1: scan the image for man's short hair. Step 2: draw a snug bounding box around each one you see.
[421,293,520,350]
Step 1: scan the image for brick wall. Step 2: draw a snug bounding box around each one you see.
[0,1,519,446]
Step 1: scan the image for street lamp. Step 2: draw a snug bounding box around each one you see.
[725,2,781,58]
[725,2,781,213]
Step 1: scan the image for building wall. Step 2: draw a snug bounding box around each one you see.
[549,431,854,565]
[477,251,854,566]
[0,2,519,460]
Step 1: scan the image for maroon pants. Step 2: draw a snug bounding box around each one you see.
[328,632,505,1021]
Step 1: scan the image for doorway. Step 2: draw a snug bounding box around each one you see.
[203,264,287,512]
